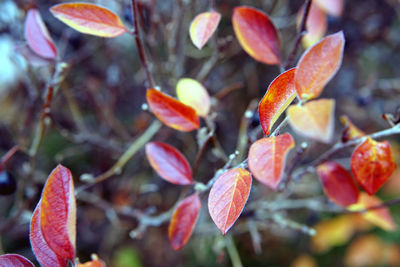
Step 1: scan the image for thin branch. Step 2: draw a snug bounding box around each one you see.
[0,146,20,167]
[225,235,243,267]
[192,132,213,176]
[76,120,162,194]
[283,0,312,70]
[270,116,290,137]
[29,62,69,157]
[131,0,155,88]
[195,151,239,192]
[311,124,400,167]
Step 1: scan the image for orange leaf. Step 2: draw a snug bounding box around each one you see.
[313,0,344,17]
[345,235,386,267]
[208,168,252,235]
[168,193,201,250]
[0,254,35,267]
[232,6,281,65]
[24,9,57,59]
[287,99,335,143]
[40,165,76,261]
[77,259,106,267]
[145,142,193,185]
[291,254,317,267]
[298,3,327,48]
[258,68,297,135]
[248,133,295,190]
[340,115,365,142]
[311,215,358,253]
[348,192,397,231]
[189,11,221,49]
[295,31,345,100]
[316,161,359,207]
[176,78,211,117]
[146,89,200,132]
[30,201,68,267]
[351,137,396,195]
[50,3,127,38]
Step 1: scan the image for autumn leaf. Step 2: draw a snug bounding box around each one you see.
[232,6,281,65]
[311,215,359,253]
[287,99,335,143]
[259,68,297,135]
[295,31,345,100]
[145,142,193,185]
[316,161,359,207]
[348,192,397,231]
[248,133,295,190]
[208,168,252,235]
[340,115,365,142]
[344,235,400,267]
[189,11,221,49]
[30,201,68,267]
[298,3,327,48]
[50,3,127,38]
[176,78,211,117]
[77,258,106,267]
[40,165,76,261]
[291,254,317,267]
[351,137,396,195]
[168,193,201,250]
[24,9,57,59]
[313,0,344,17]
[146,89,200,132]
[0,254,35,267]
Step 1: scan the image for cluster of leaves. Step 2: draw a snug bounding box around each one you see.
[1,0,399,266]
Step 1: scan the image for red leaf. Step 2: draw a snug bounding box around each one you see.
[24,9,57,59]
[30,201,68,267]
[0,254,34,267]
[259,68,297,135]
[317,161,359,207]
[50,3,127,38]
[232,6,281,65]
[40,165,76,261]
[168,193,201,250]
[208,168,252,235]
[351,137,396,195]
[189,11,221,49]
[145,142,193,185]
[248,133,295,190]
[295,31,345,100]
[146,88,200,132]
[287,99,335,143]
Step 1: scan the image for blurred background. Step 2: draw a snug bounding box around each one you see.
[1,0,400,266]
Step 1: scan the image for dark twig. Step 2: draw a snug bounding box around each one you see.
[283,0,312,70]
[131,0,155,88]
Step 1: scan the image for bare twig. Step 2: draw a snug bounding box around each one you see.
[76,120,162,194]
[270,116,290,137]
[283,0,312,70]
[131,0,155,88]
